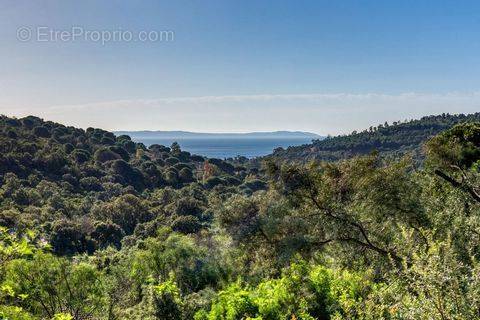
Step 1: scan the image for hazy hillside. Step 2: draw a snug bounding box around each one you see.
[0,113,269,250]
[268,112,480,162]
[0,115,265,194]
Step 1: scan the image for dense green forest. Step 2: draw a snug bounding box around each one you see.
[0,114,479,319]
[269,113,480,162]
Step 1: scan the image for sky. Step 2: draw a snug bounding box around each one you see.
[1,0,480,134]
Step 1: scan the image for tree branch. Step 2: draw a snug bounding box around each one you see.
[306,192,402,265]
[434,169,480,203]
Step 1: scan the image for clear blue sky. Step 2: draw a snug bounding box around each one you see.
[1,1,480,133]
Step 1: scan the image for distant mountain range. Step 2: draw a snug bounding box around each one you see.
[114,130,322,140]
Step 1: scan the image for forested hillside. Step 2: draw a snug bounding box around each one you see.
[0,115,266,255]
[0,115,479,320]
[269,113,480,162]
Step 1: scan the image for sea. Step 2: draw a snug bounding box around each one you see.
[130,137,314,159]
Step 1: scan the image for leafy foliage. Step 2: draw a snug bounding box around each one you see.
[0,114,479,319]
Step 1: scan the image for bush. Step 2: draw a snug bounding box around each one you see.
[63,143,75,154]
[197,262,373,320]
[171,215,202,234]
[190,155,205,162]
[32,126,50,138]
[71,149,91,164]
[7,130,17,139]
[153,279,183,319]
[204,177,225,189]
[91,222,125,249]
[241,179,267,192]
[174,198,204,217]
[110,159,145,190]
[165,157,180,166]
[91,194,152,235]
[100,136,115,145]
[93,147,120,163]
[149,144,170,153]
[179,167,194,182]
[50,221,95,255]
[165,169,179,186]
[122,140,137,153]
[21,117,36,129]
[0,305,36,320]
[80,176,103,191]
[116,134,131,142]
[109,145,130,161]
[208,158,234,174]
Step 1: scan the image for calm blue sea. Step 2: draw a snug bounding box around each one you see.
[133,137,313,159]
